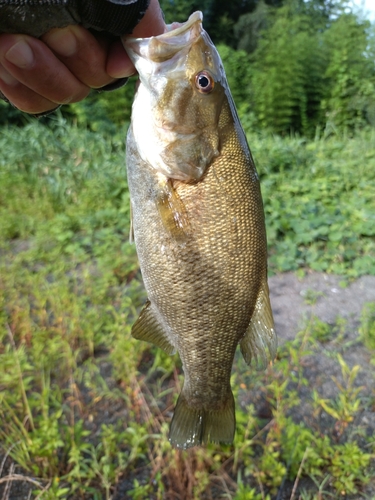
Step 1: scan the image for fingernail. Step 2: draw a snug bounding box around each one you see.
[45,28,77,57]
[5,40,34,68]
[0,65,18,86]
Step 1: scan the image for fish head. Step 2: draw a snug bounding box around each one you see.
[124,12,227,182]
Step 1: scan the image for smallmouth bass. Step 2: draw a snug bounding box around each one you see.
[124,11,276,449]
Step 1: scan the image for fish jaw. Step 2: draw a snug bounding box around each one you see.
[123,12,225,182]
[125,11,204,75]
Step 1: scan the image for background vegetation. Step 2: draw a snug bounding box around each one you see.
[1,0,375,498]
[1,121,374,499]
[2,0,375,136]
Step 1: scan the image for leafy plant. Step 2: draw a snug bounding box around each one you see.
[312,355,364,438]
[250,1,327,135]
[252,129,375,276]
[321,12,375,132]
[359,302,375,356]
[329,442,371,495]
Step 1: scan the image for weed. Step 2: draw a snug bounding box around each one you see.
[0,122,374,499]
[252,129,375,277]
[312,354,363,439]
[234,478,268,499]
[301,289,325,306]
[128,479,153,499]
[329,441,371,495]
[308,317,333,343]
[360,302,375,356]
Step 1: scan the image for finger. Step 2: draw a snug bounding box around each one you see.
[106,39,136,79]
[0,64,62,114]
[0,33,90,108]
[42,25,117,89]
[131,0,166,38]
[119,0,166,76]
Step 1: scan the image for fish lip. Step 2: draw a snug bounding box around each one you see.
[123,11,203,63]
[126,11,203,43]
[160,11,203,39]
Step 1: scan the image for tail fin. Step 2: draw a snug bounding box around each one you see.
[169,391,235,449]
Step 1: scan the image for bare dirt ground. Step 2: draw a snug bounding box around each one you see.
[270,272,375,440]
[1,272,375,499]
[269,272,375,344]
[267,272,375,500]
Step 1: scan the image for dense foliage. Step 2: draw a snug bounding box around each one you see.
[0,120,374,277]
[2,0,374,137]
[220,0,375,135]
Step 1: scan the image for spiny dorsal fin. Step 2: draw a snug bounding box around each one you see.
[240,280,277,370]
[132,300,176,355]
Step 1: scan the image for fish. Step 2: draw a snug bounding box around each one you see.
[123,11,276,450]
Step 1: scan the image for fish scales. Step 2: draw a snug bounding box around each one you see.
[124,11,276,449]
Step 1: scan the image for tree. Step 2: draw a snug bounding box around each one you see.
[234,0,272,54]
[159,0,281,46]
[321,12,375,131]
[250,0,327,135]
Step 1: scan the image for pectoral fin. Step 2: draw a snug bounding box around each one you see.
[132,300,176,355]
[240,280,277,370]
[156,180,190,244]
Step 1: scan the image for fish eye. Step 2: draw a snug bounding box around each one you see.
[195,71,214,94]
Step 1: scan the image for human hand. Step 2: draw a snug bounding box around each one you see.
[0,0,165,114]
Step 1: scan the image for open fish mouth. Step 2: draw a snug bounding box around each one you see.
[125,11,204,64]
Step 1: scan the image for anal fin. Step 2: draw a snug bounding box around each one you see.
[132,300,176,355]
[240,280,277,370]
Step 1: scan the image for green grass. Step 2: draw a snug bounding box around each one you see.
[0,119,375,498]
